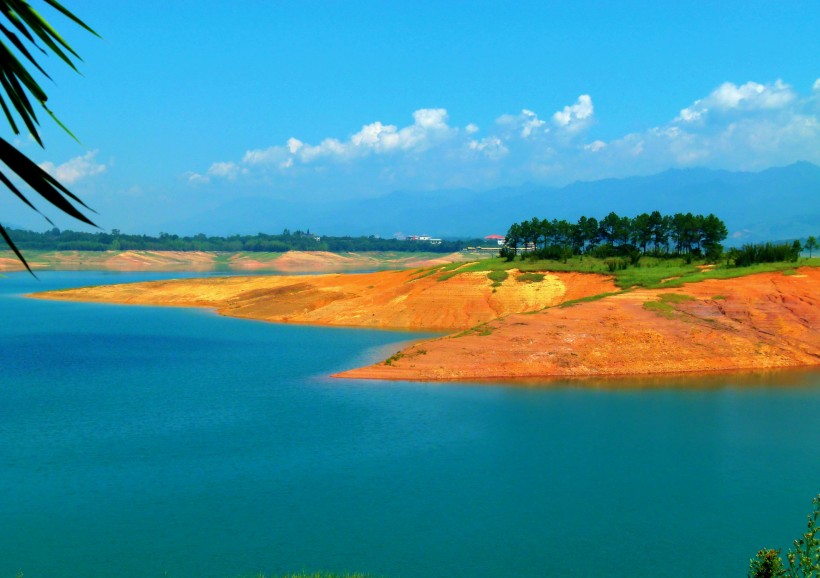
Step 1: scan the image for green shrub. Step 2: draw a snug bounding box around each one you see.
[733,241,802,266]
[517,272,545,283]
[605,257,628,272]
[748,494,820,578]
[748,548,786,578]
[487,270,509,286]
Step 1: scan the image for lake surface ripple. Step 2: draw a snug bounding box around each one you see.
[1,272,819,578]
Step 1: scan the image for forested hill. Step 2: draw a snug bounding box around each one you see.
[4,228,482,254]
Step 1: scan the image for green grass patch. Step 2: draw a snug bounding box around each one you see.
[712,295,726,300]
[612,257,820,289]
[559,291,623,308]
[407,265,445,281]
[516,272,545,283]
[400,255,819,290]
[642,293,696,319]
[647,260,818,288]
[642,300,676,317]
[435,261,477,281]
[487,270,509,285]
[659,293,695,303]
[452,321,495,338]
[384,352,405,366]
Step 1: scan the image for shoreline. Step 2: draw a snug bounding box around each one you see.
[29,266,820,383]
[0,249,473,274]
[334,267,820,381]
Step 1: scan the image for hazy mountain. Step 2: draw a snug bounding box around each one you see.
[163,162,820,243]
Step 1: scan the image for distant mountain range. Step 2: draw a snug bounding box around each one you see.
[160,161,819,243]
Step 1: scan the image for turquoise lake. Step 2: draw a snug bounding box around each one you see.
[1,271,819,578]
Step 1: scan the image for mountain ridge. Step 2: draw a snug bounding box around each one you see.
[149,161,820,242]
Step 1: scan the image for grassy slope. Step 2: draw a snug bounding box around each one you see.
[411,255,820,292]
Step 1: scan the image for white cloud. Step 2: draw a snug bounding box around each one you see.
[243,146,287,166]
[351,121,400,151]
[39,150,106,184]
[187,78,820,194]
[520,109,546,137]
[496,109,549,138]
[552,94,594,130]
[413,108,448,129]
[236,108,460,171]
[468,136,508,159]
[207,161,240,178]
[287,137,303,154]
[187,160,244,183]
[678,80,796,123]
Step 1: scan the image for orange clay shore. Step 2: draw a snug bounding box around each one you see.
[30,266,819,381]
[338,267,820,380]
[31,267,616,331]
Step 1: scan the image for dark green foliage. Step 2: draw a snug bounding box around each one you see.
[0,0,99,272]
[487,270,508,286]
[785,494,820,577]
[1,227,476,253]
[806,236,817,258]
[733,242,802,266]
[503,211,728,264]
[604,257,627,272]
[749,549,786,578]
[516,272,544,283]
[749,494,820,578]
[499,246,516,261]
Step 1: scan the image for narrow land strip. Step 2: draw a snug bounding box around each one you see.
[31,268,616,331]
[337,267,820,380]
[0,250,471,273]
[30,265,819,381]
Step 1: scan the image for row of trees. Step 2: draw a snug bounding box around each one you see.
[4,227,479,254]
[732,241,804,266]
[504,211,729,261]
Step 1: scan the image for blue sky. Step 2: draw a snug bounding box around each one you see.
[4,0,820,233]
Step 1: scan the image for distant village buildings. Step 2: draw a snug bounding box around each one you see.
[396,232,506,251]
[406,234,442,245]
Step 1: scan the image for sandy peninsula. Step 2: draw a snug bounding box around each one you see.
[31,265,819,381]
[31,266,615,330]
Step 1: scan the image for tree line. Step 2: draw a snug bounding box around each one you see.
[4,228,480,254]
[503,211,729,262]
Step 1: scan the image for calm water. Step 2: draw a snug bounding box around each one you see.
[1,271,819,578]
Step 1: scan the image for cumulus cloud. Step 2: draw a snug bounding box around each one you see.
[468,136,508,159]
[39,150,106,184]
[237,108,457,170]
[496,108,549,138]
[188,160,244,183]
[552,94,594,130]
[187,81,820,193]
[677,80,796,123]
[584,140,606,152]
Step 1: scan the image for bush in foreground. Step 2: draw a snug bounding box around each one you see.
[749,494,820,578]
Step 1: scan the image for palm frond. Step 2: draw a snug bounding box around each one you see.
[0,0,99,270]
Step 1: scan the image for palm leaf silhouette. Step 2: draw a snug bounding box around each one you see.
[0,0,98,273]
